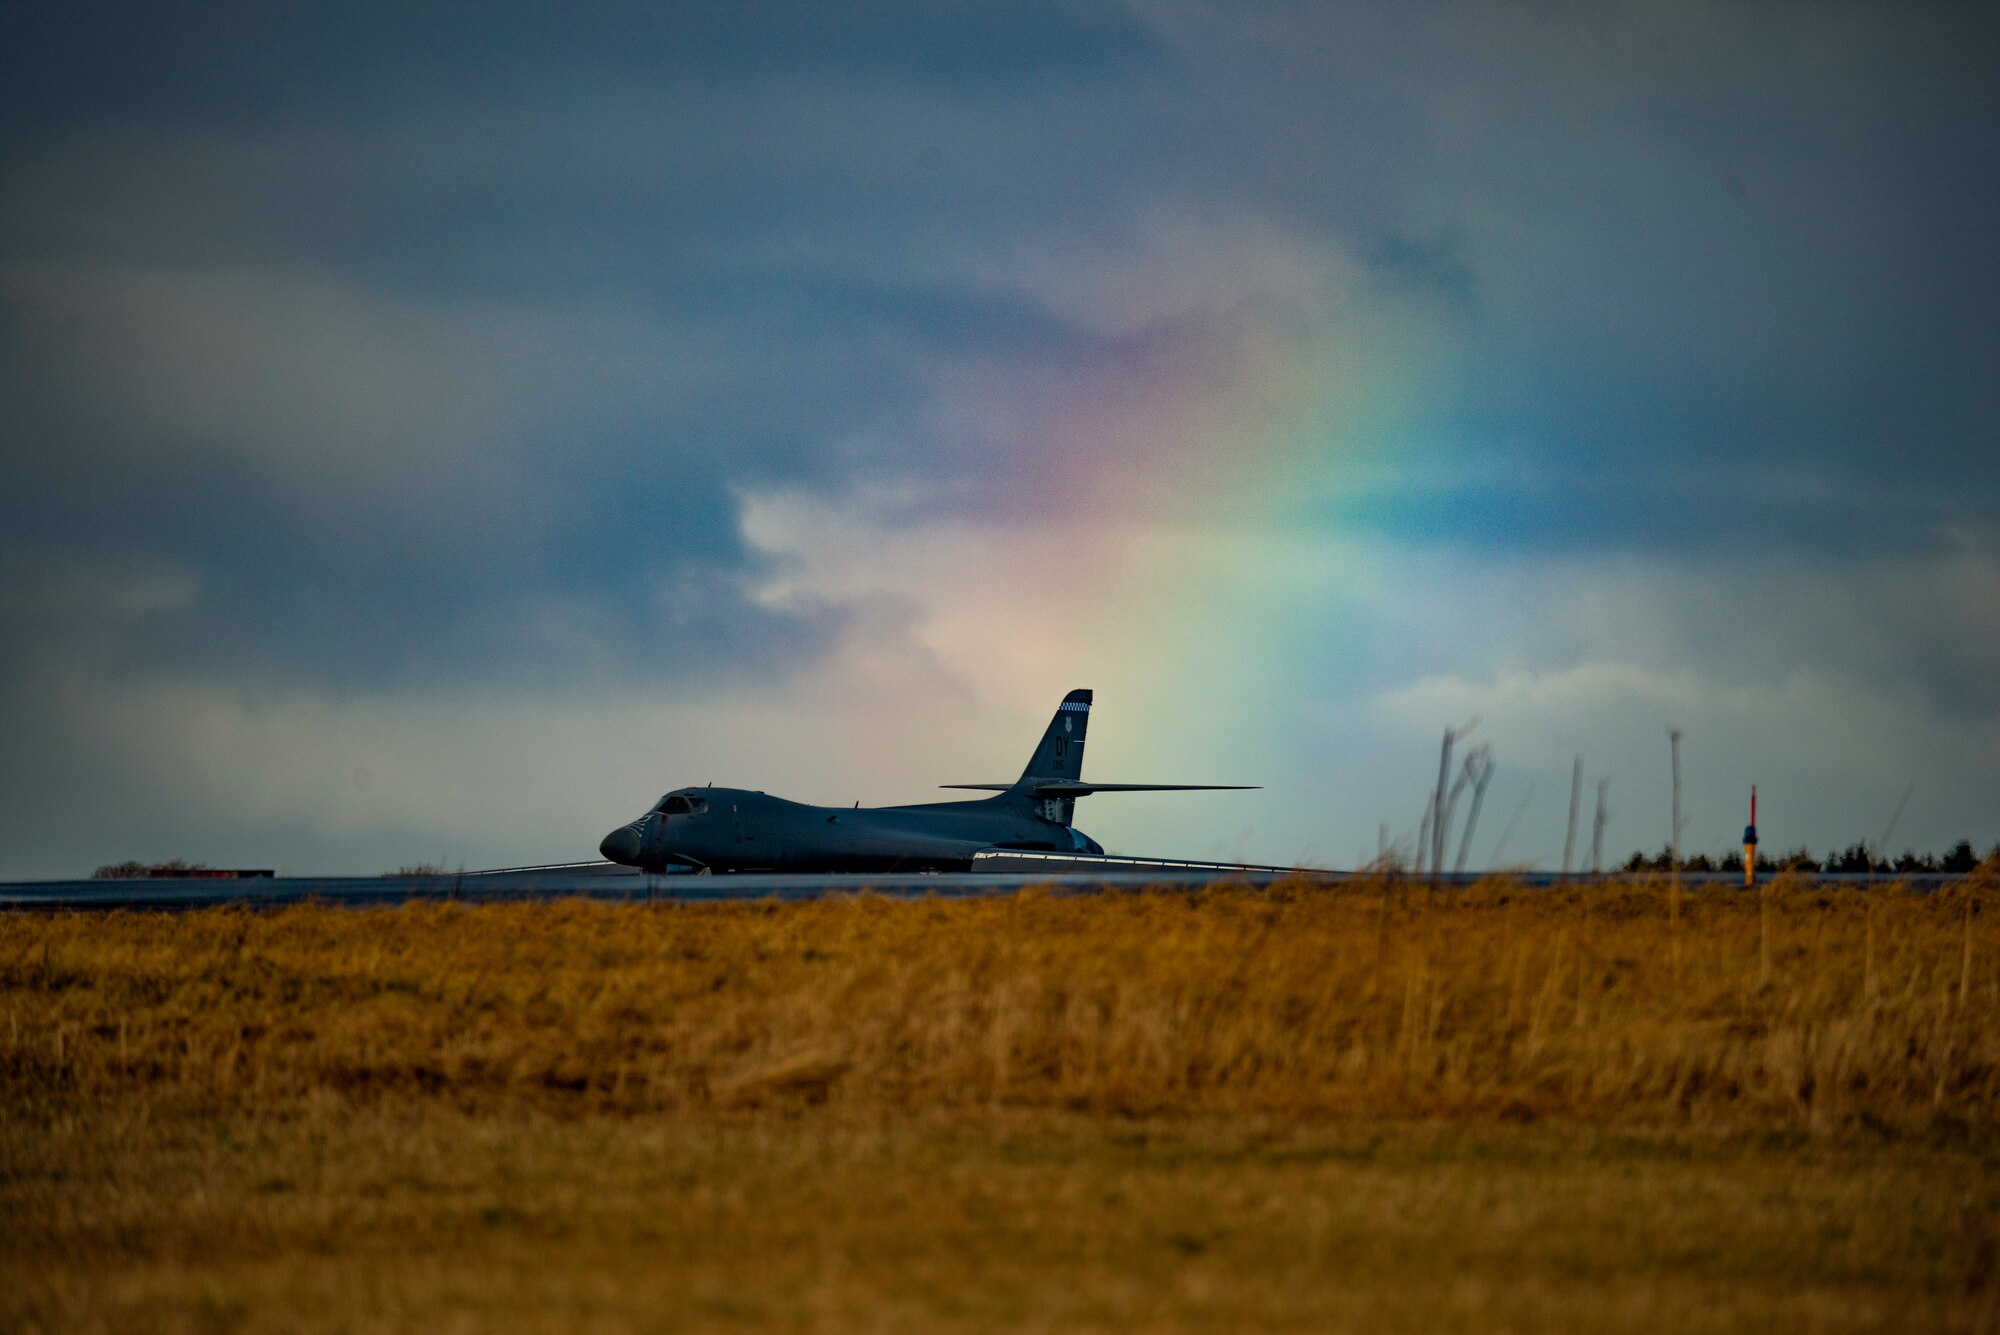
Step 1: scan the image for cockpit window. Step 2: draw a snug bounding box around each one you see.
[654,794,708,816]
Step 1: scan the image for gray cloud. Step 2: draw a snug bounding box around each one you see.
[0,264,857,689]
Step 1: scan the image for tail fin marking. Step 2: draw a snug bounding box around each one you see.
[938,689,1257,828]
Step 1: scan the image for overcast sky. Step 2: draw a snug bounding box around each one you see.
[2,1,1995,877]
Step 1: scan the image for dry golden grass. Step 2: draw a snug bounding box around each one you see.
[4,877,1998,1332]
[4,875,1997,1126]
[5,1111,1995,1334]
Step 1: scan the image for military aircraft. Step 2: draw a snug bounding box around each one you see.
[596,689,1255,873]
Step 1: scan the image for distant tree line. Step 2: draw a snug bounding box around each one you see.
[91,860,449,878]
[91,859,208,879]
[1622,838,1992,875]
[88,860,273,879]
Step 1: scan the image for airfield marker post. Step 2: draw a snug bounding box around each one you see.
[1744,786,1758,891]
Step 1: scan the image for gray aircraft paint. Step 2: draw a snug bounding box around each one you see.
[597,689,1254,874]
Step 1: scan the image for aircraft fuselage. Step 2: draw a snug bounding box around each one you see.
[599,786,1102,874]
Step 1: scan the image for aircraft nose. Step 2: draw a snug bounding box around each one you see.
[599,824,642,865]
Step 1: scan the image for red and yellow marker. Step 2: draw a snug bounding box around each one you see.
[1743,786,1759,889]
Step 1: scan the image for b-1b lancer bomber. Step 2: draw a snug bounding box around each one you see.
[597,690,1255,874]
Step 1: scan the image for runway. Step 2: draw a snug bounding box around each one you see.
[0,868,1309,911]
[0,855,1961,911]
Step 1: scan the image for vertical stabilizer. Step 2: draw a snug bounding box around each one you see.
[938,688,1254,826]
[1019,689,1091,823]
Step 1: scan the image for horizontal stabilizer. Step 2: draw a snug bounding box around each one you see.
[942,783,1260,797]
[1029,783,1259,798]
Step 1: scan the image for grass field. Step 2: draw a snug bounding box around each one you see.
[4,877,1998,1331]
